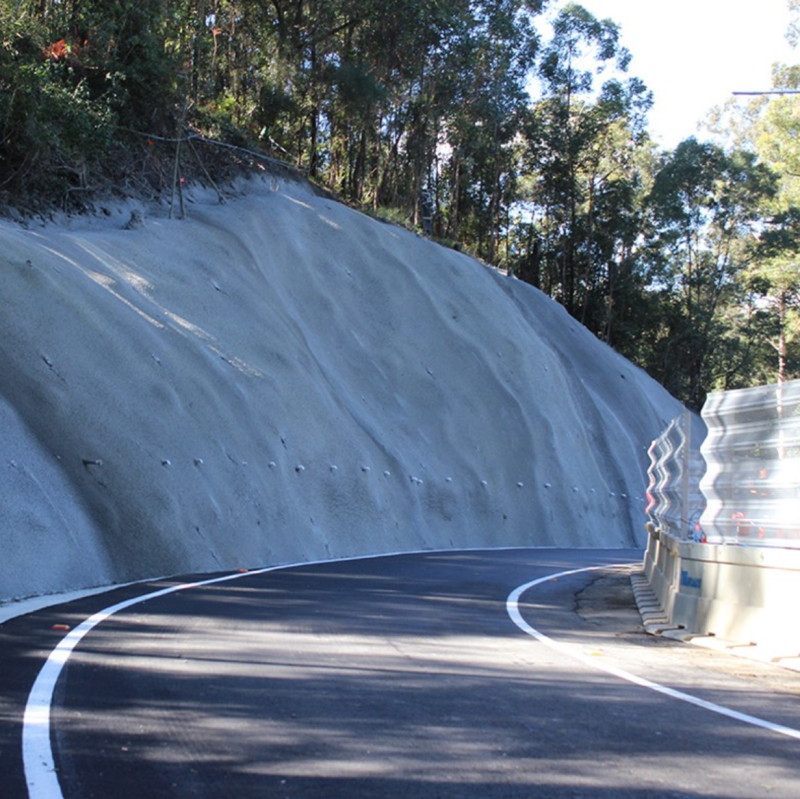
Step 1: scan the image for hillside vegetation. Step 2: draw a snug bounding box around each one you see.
[2,0,800,407]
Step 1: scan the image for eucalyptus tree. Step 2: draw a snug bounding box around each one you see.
[744,208,800,384]
[747,65,800,205]
[520,2,652,329]
[700,60,800,388]
[738,69,800,384]
[644,139,777,406]
[436,0,540,260]
[324,0,472,209]
[305,0,542,255]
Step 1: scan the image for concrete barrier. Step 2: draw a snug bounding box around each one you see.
[643,527,800,655]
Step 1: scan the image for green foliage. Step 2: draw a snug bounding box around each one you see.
[519,0,653,355]
[0,0,181,204]
[638,140,780,406]
[255,83,296,137]
[3,0,800,406]
[368,204,417,231]
[0,6,115,201]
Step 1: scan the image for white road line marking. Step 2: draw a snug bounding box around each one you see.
[506,565,800,742]
[21,549,639,798]
[22,568,275,799]
[23,545,496,797]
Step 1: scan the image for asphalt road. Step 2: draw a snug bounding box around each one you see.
[2,548,800,798]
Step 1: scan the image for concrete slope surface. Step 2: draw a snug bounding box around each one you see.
[0,176,684,602]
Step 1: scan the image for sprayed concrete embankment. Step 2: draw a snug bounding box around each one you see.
[0,176,684,603]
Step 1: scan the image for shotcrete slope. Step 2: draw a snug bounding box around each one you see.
[0,176,684,602]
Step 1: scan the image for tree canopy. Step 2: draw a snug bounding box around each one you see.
[2,0,799,407]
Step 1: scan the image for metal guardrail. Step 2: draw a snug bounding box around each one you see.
[644,381,800,650]
[646,379,800,547]
[700,380,800,546]
[646,380,800,547]
[645,411,706,541]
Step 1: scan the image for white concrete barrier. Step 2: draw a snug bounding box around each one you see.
[644,527,800,655]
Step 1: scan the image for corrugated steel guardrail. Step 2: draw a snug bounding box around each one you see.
[643,379,800,652]
[700,380,800,547]
[645,411,706,541]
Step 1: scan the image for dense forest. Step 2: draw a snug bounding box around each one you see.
[2,0,800,408]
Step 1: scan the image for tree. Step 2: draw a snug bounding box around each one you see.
[0,0,136,202]
[519,2,652,332]
[703,56,800,389]
[747,208,800,384]
[643,139,778,407]
[435,1,539,261]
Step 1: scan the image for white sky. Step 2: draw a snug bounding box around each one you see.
[538,0,798,149]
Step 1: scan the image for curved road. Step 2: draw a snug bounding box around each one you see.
[2,548,800,797]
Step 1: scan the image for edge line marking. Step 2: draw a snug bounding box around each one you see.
[22,567,276,798]
[506,565,800,742]
[22,545,534,797]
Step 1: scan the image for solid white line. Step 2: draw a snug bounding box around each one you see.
[21,548,633,798]
[506,565,800,742]
[3,544,579,625]
[22,567,278,799]
[24,545,536,797]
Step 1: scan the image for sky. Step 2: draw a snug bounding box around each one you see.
[539,0,798,149]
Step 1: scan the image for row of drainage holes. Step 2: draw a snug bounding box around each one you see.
[284,463,630,498]
[107,457,631,499]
